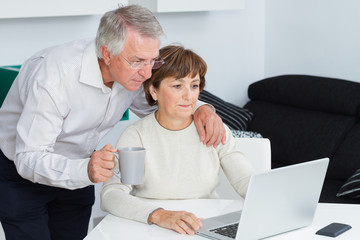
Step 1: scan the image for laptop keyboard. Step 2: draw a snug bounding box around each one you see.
[210,223,239,239]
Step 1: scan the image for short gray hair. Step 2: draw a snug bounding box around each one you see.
[95,5,164,58]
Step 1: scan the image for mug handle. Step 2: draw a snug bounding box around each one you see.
[111,152,121,179]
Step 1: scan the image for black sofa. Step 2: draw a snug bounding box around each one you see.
[244,74,360,204]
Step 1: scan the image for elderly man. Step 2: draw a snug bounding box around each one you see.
[0,5,225,240]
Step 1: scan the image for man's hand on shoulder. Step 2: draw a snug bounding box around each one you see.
[193,105,226,148]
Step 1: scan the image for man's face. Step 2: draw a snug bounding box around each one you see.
[106,29,160,91]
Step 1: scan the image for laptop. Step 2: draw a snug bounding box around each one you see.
[196,158,329,240]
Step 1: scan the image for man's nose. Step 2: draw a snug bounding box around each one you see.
[138,64,152,79]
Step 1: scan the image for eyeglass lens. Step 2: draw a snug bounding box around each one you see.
[152,61,164,69]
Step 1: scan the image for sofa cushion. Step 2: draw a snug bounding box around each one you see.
[199,90,253,131]
[329,123,360,180]
[248,75,360,116]
[245,100,357,174]
[336,169,360,198]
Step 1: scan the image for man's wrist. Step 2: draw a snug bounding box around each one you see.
[202,103,216,113]
[195,100,216,113]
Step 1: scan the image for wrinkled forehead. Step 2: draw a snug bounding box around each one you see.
[122,29,160,59]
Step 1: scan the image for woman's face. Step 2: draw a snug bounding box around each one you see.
[150,74,200,128]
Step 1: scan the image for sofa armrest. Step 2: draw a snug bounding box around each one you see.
[216,137,271,199]
[236,137,271,173]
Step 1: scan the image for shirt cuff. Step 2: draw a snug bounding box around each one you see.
[69,158,93,188]
[196,100,216,113]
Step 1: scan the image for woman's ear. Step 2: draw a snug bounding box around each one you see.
[149,85,158,101]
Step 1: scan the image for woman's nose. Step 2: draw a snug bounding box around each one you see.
[183,87,192,99]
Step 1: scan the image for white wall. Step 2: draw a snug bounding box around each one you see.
[265,0,360,82]
[156,1,265,106]
[0,15,102,65]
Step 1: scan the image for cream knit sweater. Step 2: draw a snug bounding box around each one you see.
[101,113,254,223]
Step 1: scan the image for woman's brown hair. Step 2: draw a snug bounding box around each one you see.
[143,45,207,106]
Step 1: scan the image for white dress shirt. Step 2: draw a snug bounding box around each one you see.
[0,39,156,189]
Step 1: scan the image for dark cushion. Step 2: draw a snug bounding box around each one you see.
[336,169,360,198]
[329,123,360,180]
[245,100,357,171]
[248,75,360,116]
[199,90,253,131]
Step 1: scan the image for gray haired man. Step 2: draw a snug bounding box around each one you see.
[0,5,225,240]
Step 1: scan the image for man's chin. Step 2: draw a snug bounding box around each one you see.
[126,83,143,92]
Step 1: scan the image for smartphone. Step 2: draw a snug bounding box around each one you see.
[316,222,352,237]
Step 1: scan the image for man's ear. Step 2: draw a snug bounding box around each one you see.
[100,45,111,65]
[149,85,157,100]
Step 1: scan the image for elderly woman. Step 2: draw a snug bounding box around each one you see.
[101,45,254,235]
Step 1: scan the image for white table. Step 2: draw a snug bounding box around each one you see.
[85,199,359,240]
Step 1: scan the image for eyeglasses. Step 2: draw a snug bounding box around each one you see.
[120,54,165,70]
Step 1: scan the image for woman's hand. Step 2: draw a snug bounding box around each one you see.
[194,104,226,147]
[148,209,203,235]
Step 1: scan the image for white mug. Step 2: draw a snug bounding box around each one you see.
[112,147,146,185]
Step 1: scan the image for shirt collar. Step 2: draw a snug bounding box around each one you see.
[79,40,105,90]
